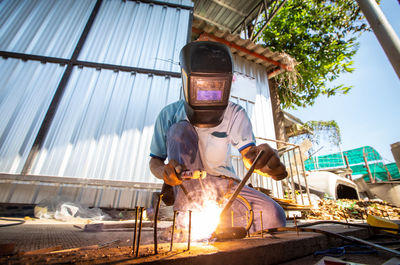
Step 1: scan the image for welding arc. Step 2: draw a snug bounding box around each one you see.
[220,149,264,216]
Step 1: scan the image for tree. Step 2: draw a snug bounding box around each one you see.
[257,0,370,109]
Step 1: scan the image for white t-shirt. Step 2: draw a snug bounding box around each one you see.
[150,100,255,179]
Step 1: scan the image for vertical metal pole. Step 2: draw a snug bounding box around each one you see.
[355,0,400,79]
[231,210,234,227]
[187,210,192,251]
[135,207,144,258]
[298,150,311,206]
[154,194,163,255]
[293,215,299,237]
[293,147,304,205]
[170,211,177,252]
[260,211,264,238]
[287,152,297,203]
[132,206,139,255]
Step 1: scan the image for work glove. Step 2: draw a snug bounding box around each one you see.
[162,160,185,186]
[243,144,288,181]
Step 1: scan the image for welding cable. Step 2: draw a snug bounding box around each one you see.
[296,220,400,233]
[0,217,25,227]
[223,193,253,231]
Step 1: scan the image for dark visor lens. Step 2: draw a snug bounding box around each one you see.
[193,78,226,102]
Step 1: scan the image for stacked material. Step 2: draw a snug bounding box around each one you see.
[306,199,400,220]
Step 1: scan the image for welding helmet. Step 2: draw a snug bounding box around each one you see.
[179,41,233,128]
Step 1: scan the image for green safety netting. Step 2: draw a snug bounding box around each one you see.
[304,146,400,182]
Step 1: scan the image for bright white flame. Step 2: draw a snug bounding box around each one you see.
[189,200,222,241]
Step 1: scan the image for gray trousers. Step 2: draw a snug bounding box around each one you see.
[167,121,286,232]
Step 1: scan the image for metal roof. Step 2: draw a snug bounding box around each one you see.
[192,17,296,77]
[192,0,264,33]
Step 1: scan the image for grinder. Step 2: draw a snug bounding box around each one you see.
[179,41,233,128]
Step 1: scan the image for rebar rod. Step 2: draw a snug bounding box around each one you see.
[187,210,192,251]
[170,211,177,251]
[260,211,263,238]
[154,194,163,255]
[135,207,144,258]
[132,206,139,255]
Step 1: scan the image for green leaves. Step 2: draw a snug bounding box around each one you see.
[257,0,370,109]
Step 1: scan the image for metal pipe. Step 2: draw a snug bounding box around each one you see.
[297,150,311,205]
[170,211,177,251]
[135,207,144,258]
[154,194,163,255]
[132,206,139,255]
[355,0,400,79]
[187,210,192,251]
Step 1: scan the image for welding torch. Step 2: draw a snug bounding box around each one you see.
[174,166,207,202]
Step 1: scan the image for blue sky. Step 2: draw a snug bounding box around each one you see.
[287,0,400,162]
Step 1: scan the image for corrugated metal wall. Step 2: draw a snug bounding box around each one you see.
[0,0,283,207]
[0,0,96,58]
[78,0,190,73]
[230,54,283,198]
[31,69,181,182]
[0,58,66,173]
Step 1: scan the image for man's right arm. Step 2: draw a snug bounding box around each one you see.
[149,157,183,186]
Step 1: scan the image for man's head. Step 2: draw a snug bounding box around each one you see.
[179,41,233,128]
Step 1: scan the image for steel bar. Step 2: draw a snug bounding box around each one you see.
[231,210,234,227]
[154,194,163,255]
[135,207,144,258]
[286,152,297,204]
[260,211,264,238]
[293,215,299,237]
[347,236,400,256]
[132,206,139,255]
[292,148,304,205]
[262,227,400,256]
[170,211,177,251]
[221,150,264,216]
[187,210,192,251]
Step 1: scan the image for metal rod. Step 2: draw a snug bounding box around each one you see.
[293,215,299,237]
[132,206,139,255]
[286,151,297,204]
[187,210,192,251]
[154,194,163,255]
[231,210,234,227]
[170,211,177,251]
[246,211,250,237]
[260,211,264,238]
[221,150,264,216]
[293,148,304,205]
[297,150,312,206]
[249,209,253,237]
[135,207,144,258]
[347,236,400,256]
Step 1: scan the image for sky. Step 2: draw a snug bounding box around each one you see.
[287,0,400,163]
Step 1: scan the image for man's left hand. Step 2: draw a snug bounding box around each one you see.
[241,144,288,181]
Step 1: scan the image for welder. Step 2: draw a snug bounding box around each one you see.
[149,41,288,233]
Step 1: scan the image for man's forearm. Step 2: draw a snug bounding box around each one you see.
[149,157,165,180]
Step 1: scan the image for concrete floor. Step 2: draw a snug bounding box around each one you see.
[0,218,399,264]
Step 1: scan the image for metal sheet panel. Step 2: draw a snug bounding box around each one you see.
[78,0,190,73]
[0,58,66,174]
[230,54,284,197]
[30,66,182,183]
[0,0,95,58]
